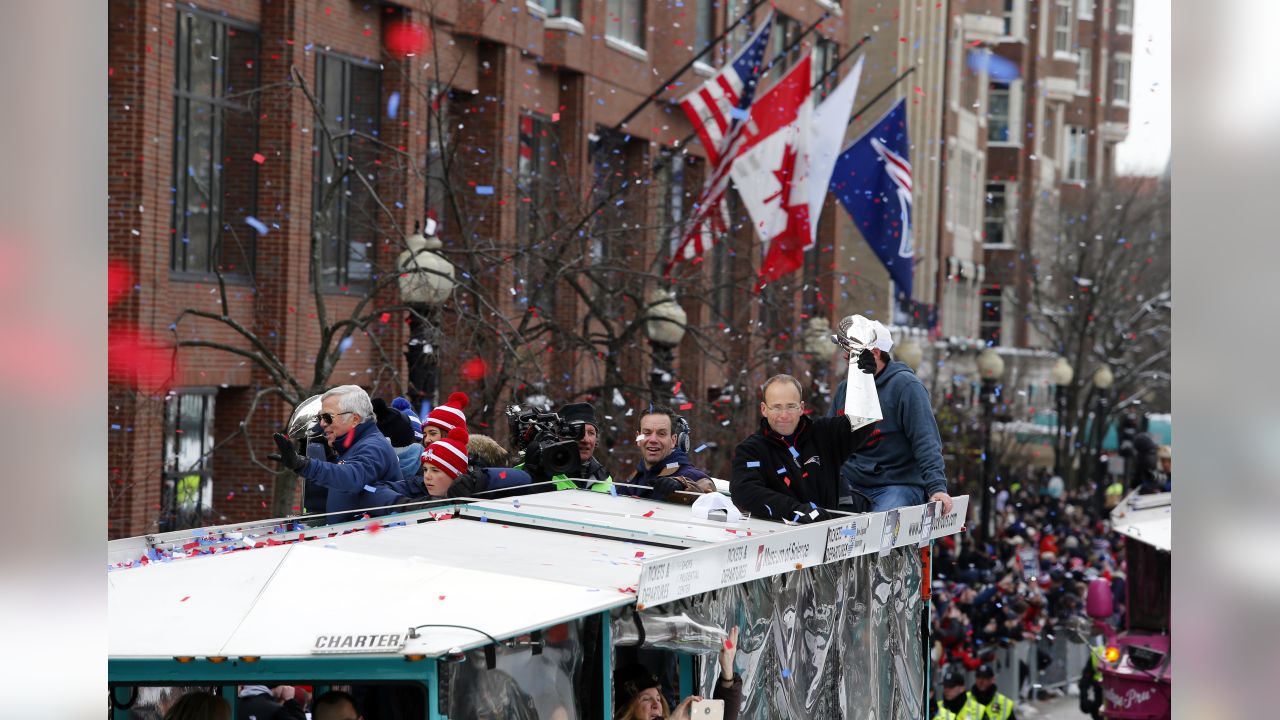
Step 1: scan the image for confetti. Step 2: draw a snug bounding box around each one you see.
[387,91,401,119]
[244,216,269,236]
[252,152,266,164]
[475,185,495,195]
[642,510,655,518]
[781,668,792,679]
[746,461,761,468]
[694,443,708,453]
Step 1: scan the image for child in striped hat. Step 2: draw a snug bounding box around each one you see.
[421,427,470,498]
[424,391,469,445]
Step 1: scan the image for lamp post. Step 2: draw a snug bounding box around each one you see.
[1090,365,1115,518]
[397,220,456,409]
[1049,356,1074,478]
[644,288,687,403]
[976,348,1005,541]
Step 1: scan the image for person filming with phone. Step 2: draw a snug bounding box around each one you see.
[613,627,742,720]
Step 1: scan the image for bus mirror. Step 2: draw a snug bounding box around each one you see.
[1086,578,1113,619]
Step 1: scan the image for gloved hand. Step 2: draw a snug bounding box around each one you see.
[856,348,877,375]
[649,475,683,501]
[268,432,309,473]
[792,505,834,524]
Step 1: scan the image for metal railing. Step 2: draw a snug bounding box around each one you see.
[932,630,1098,704]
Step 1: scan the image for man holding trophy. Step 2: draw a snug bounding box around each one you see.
[829,316,953,515]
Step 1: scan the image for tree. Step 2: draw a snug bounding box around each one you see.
[1021,177,1172,488]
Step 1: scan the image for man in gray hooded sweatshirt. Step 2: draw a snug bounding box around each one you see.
[829,327,953,514]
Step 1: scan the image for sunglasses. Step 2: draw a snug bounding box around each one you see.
[318,411,355,425]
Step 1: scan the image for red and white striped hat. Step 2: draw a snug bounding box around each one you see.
[421,427,470,479]
[425,391,470,434]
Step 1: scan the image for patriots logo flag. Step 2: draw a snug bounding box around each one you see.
[829,99,915,302]
[667,12,774,273]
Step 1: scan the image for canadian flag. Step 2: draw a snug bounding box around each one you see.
[729,54,814,288]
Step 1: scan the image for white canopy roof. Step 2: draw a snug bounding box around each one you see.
[108,490,969,661]
[1110,490,1171,552]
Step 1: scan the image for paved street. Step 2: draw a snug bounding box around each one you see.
[1018,692,1091,719]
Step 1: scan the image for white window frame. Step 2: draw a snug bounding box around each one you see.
[983,182,1018,248]
[605,0,646,50]
[1077,0,1093,21]
[1053,0,1074,58]
[1076,49,1092,96]
[987,80,1023,147]
[1115,0,1133,34]
[1065,125,1088,182]
[1112,53,1131,107]
[999,0,1026,41]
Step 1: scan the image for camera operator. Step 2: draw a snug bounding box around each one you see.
[507,403,613,492]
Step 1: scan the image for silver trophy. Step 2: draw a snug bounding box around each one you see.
[831,314,879,356]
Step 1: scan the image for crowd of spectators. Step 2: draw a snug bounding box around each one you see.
[928,477,1128,693]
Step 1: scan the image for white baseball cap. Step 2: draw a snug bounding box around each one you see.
[870,321,894,352]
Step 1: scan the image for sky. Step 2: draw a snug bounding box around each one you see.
[1114,0,1171,175]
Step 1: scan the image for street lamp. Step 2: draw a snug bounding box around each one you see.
[1050,356,1074,478]
[1090,365,1115,518]
[976,348,1005,541]
[644,287,687,402]
[397,220,456,409]
[896,338,924,372]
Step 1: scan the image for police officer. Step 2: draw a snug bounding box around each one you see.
[933,667,979,720]
[970,663,1017,720]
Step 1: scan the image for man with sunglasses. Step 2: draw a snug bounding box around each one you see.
[270,384,401,523]
[729,373,880,524]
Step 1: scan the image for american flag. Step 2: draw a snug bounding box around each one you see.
[667,12,774,274]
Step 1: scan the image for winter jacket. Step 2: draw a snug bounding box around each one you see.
[830,361,948,497]
[237,688,306,720]
[621,448,712,501]
[730,414,878,523]
[299,420,402,522]
[394,442,424,481]
[715,675,745,720]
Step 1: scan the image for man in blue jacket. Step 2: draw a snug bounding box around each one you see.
[270,385,402,523]
[622,405,713,501]
[830,331,953,515]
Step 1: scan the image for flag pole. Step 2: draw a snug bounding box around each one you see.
[811,33,872,94]
[847,66,917,124]
[611,0,772,133]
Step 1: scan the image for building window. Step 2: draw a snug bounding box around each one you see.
[813,38,840,98]
[425,84,450,232]
[543,0,581,18]
[656,148,688,268]
[1001,0,1016,36]
[605,0,646,48]
[695,0,715,53]
[170,10,260,278]
[770,14,803,74]
[1076,50,1092,94]
[1112,55,1131,105]
[518,113,561,311]
[984,183,1013,247]
[1053,0,1074,55]
[1065,126,1088,181]
[954,149,979,233]
[1115,0,1133,32]
[161,391,215,532]
[980,286,1003,346]
[988,83,1011,142]
[1078,0,1093,21]
[313,53,381,290]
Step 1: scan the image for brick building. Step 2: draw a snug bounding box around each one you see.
[106,0,1134,538]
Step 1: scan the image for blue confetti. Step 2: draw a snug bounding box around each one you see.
[729,106,749,120]
[765,504,773,516]
[479,516,488,522]
[609,484,618,496]
[809,502,818,509]
[338,336,354,353]
[245,216,269,236]
[840,527,858,537]
[776,467,787,475]
[781,668,792,679]
[789,446,800,458]
[746,461,761,468]
[387,91,401,119]
[475,185,495,195]
[694,443,708,453]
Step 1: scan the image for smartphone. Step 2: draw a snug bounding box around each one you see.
[689,698,725,719]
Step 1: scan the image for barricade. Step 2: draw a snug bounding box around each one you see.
[930,628,1092,703]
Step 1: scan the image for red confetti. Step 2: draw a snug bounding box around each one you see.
[460,356,488,381]
[252,152,266,164]
[385,20,430,57]
[180,596,190,602]
[642,510,655,518]
[438,595,446,600]
[368,521,383,534]
[635,551,645,558]
[724,637,734,650]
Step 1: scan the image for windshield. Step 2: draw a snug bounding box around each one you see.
[1126,539,1171,633]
